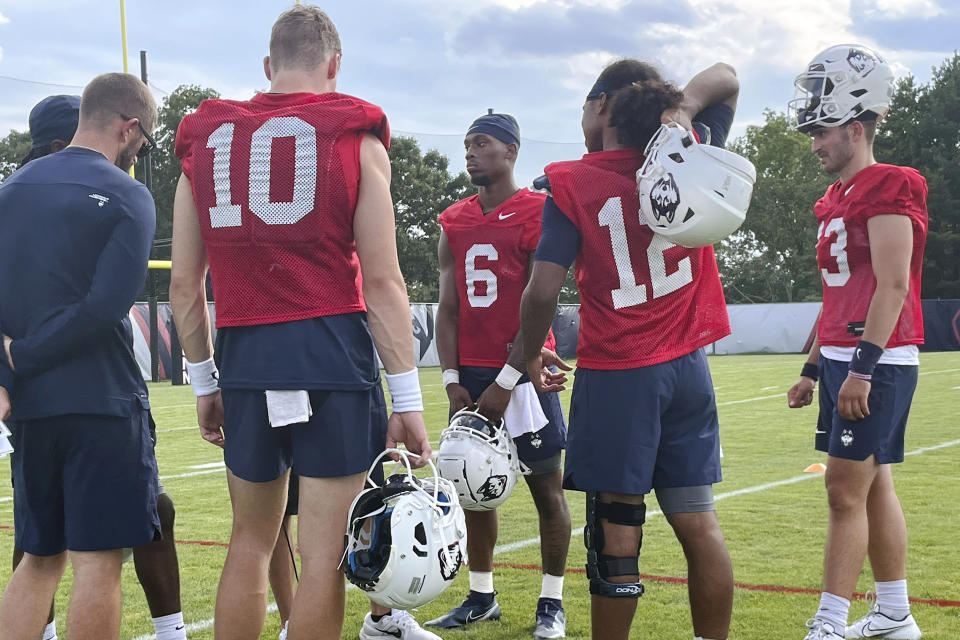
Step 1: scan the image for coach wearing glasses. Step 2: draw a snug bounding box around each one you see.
[0,73,160,640]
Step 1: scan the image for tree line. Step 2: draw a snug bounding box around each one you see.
[1,54,957,303]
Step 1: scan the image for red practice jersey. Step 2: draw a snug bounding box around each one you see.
[544,149,730,369]
[175,92,390,327]
[815,163,928,347]
[440,188,555,367]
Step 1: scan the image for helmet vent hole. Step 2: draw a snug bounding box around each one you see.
[414,523,427,545]
[683,208,696,223]
[668,152,685,163]
[851,89,868,97]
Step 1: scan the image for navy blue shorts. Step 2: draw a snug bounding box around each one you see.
[564,349,721,495]
[816,357,917,463]
[10,400,161,556]
[220,387,388,483]
[459,366,567,473]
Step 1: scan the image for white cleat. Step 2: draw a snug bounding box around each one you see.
[805,618,845,640]
[845,606,921,639]
[360,610,443,640]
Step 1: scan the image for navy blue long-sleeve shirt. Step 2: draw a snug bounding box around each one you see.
[0,147,155,420]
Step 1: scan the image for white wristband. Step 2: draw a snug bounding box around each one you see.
[494,364,523,391]
[185,357,219,397]
[385,368,423,413]
[442,369,460,388]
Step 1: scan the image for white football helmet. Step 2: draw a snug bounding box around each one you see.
[343,449,467,610]
[636,124,756,248]
[436,409,520,511]
[788,44,894,132]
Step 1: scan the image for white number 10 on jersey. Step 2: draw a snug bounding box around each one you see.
[205,116,318,228]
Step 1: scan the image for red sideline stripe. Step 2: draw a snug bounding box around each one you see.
[1,527,957,609]
[490,562,960,609]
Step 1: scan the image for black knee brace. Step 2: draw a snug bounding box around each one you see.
[584,492,646,598]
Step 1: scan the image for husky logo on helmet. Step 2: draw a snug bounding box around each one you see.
[438,542,463,581]
[847,49,876,75]
[478,474,508,501]
[649,172,681,223]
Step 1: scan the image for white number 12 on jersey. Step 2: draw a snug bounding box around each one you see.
[598,197,693,309]
[205,116,318,228]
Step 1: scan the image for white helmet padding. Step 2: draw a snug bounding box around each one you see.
[637,124,756,248]
[343,449,467,610]
[436,409,521,511]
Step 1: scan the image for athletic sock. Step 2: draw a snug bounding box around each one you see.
[816,592,850,634]
[153,612,187,640]
[370,613,386,623]
[469,571,495,594]
[539,573,564,600]
[278,620,288,640]
[875,579,911,620]
[42,620,57,640]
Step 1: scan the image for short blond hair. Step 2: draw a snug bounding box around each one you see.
[79,73,157,132]
[270,5,341,72]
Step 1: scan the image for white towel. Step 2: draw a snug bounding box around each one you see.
[265,390,312,428]
[0,420,12,458]
[502,382,548,438]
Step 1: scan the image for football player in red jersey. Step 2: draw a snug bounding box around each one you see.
[427,113,572,638]
[169,7,434,640]
[786,45,927,640]
[517,60,740,640]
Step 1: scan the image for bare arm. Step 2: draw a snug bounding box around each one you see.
[435,231,460,373]
[170,172,223,446]
[862,215,914,347]
[355,133,431,463]
[520,261,568,391]
[169,173,213,363]
[835,214,914,421]
[354,134,415,374]
[663,62,739,128]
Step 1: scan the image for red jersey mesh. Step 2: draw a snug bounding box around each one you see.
[815,163,928,347]
[544,149,730,369]
[175,92,389,327]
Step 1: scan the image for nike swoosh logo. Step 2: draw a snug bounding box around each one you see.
[381,629,402,638]
[175,625,185,630]
[864,620,908,633]
[466,611,488,622]
[498,212,517,220]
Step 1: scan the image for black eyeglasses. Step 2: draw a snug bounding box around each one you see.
[120,113,157,158]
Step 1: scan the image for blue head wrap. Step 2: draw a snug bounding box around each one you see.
[466,113,520,147]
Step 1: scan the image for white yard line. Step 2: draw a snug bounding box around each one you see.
[158,468,225,481]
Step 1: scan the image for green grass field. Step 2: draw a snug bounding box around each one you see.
[2,353,959,639]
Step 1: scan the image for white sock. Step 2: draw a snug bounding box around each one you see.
[875,579,910,619]
[42,620,57,640]
[469,571,494,594]
[278,620,289,640]
[816,592,850,633]
[153,612,187,640]
[695,637,725,640]
[539,573,564,600]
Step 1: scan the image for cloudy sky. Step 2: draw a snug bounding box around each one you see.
[0,0,955,185]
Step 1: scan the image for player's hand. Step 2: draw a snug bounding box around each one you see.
[476,383,512,423]
[0,386,11,421]
[2,335,14,371]
[527,348,571,393]
[660,107,693,131]
[446,382,472,416]
[787,377,815,408]
[197,390,225,447]
[838,375,871,421]
[386,411,432,468]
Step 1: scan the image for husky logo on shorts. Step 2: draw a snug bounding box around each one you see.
[478,474,508,502]
[847,49,876,75]
[841,429,855,447]
[649,172,681,223]
[529,432,543,449]
[438,541,463,581]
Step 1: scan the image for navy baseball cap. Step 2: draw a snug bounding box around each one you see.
[29,95,81,149]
